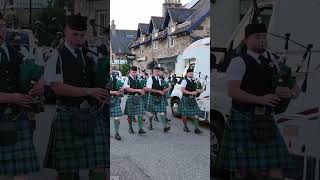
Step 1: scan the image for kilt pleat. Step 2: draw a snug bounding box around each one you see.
[0,113,40,176]
[178,96,201,116]
[124,95,145,116]
[146,94,166,113]
[217,109,292,171]
[110,96,122,117]
[43,107,109,172]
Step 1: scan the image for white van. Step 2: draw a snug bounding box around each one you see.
[170,37,210,123]
[212,0,320,179]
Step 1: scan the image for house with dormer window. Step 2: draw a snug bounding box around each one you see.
[128,0,210,74]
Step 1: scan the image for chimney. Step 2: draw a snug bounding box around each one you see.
[111,19,116,31]
[162,0,182,17]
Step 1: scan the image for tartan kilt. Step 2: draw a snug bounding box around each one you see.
[146,94,167,113]
[142,93,149,109]
[0,112,40,176]
[110,96,122,117]
[124,95,145,116]
[43,106,109,172]
[216,109,292,171]
[179,96,201,117]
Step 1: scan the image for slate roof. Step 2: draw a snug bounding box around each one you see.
[172,0,210,35]
[110,29,137,54]
[162,8,196,28]
[148,16,165,33]
[138,23,150,36]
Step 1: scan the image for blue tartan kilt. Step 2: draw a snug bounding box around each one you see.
[146,94,167,113]
[216,109,292,171]
[0,112,40,176]
[110,96,122,117]
[179,96,201,117]
[124,95,145,116]
[43,106,109,172]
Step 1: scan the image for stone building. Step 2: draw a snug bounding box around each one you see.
[110,20,137,69]
[129,0,210,74]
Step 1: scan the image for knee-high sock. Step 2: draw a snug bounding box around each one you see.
[182,116,188,127]
[137,116,143,129]
[148,114,153,126]
[114,118,120,134]
[191,116,199,129]
[128,116,133,129]
[159,113,167,126]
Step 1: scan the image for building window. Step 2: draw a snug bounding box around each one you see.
[153,41,158,49]
[168,36,174,47]
[97,11,107,35]
[140,45,144,54]
[153,32,158,39]
[126,34,134,39]
[169,26,176,33]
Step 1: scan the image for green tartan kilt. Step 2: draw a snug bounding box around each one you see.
[43,106,109,172]
[124,95,145,116]
[146,94,167,113]
[142,93,149,109]
[216,109,292,171]
[110,96,122,117]
[0,112,40,176]
[179,96,201,117]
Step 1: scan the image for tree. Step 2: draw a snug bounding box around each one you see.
[32,6,66,46]
[120,63,131,76]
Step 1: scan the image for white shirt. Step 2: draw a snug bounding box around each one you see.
[181,77,193,88]
[146,76,162,89]
[44,43,87,85]
[0,43,10,62]
[44,49,63,84]
[124,75,136,88]
[227,50,279,81]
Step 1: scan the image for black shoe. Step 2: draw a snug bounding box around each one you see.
[166,118,171,122]
[164,126,171,133]
[194,128,203,134]
[148,125,154,130]
[128,127,134,134]
[183,126,190,132]
[115,133,122,140]
[139,129,146,135]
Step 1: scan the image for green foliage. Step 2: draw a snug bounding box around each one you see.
[32,7,66,46]
[120,63,131,76]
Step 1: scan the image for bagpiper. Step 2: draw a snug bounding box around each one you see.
[160,67,171,122]
[178,68,203,134]
[0,27,44,180]
[217,23,300,180]
[43,14,109,180]
[110,69,124,140]
[123,66,147,135]
[146,66,170,132]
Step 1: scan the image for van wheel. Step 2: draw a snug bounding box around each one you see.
[171,99,181,118]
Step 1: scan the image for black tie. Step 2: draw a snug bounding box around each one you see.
[258,55,269,66]
[75,49,84,66]
[0,47,9,65]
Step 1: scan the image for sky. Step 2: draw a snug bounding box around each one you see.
[110,0,191,30]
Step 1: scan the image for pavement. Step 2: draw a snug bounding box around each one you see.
[110,96,210,180]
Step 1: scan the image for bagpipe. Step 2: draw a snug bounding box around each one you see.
[250,1,313,114]
[194,72,208,97]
